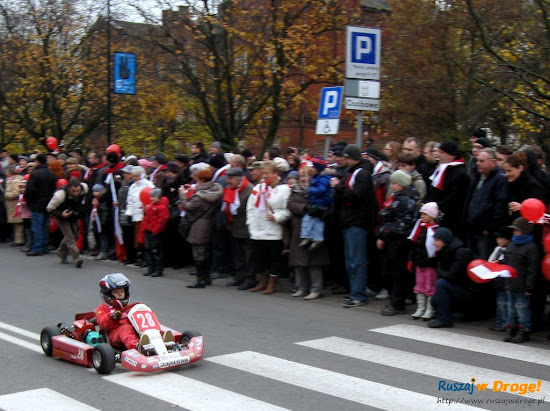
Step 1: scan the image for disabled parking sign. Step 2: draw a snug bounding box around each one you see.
[316,87,343,135]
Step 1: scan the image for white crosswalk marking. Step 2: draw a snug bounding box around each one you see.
[297,336,550,402]
[0,388,100,411]
[207,351,482,410]
[104,372,290,411]
[0,331,43,354]
[371,324,550,366]
[0,321,41,340]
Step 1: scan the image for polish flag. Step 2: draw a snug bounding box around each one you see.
[467,259,517,283]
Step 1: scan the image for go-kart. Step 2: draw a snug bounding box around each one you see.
[40,303,203,374]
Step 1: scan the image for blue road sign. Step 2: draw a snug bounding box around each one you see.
[346,26,381,80]
[317,86,344,119]
[113,52,136,95]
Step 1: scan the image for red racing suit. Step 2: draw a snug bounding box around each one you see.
[95,302,140,350]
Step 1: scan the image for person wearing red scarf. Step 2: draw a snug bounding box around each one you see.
[222,167,254,289]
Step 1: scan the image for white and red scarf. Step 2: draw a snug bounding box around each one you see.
[253,180,275,211]
[84,163,105,181]
[373,161,385,175]
[345,168,362,190]
[213,164,231,182]
[149,164,167,183]
[90,199,102,233]
[221,177,250,222]
[13,194,24,217]
[429,159,464,190]
[408,219,439,258]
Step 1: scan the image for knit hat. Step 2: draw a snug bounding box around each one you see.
[121,165,134,174]
[471,129,487,138]
[153,153,168,165]
[149,188,162,199]
[343,144,362,161]
[210,141,221,150]
[495,225,513,240]
[209,154,227,169]
[106,152,119,164]
[419,202,439,219]
[189,162,210,175]
[273,157,290,173]
[434,227,455,244]
[288,170,299,180]
[311,156,326,173]
[92,183,105,192]
[166,162,179,173]
[363,147,383,161]
[474,137,492,148]
[509,217,534,234]
[390,170,412,188]
[174,155,189,164]
[437,140,459,157]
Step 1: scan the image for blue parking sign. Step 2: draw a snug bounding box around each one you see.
[346,26,381,80]
[317,87,343,119]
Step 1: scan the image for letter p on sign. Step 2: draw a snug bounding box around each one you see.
[322,91,338,116]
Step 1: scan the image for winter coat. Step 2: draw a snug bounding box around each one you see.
[4,175,23,223]
[24,163,57,212]
[507,171,545,221]
[464,167,508,234]
[246,181,291,241]
[378,186,419,238]
[95,189,113,227]
[333,159,378,231]
[371,162,391,210]
[287,186,330,267]
[308,172,332,208]
[125,178,155,222]
[425,162,470,235]
[141,197,170,235]
[46,183,88,221]
[117,181,133,226]
[503,240,538,293]
[410,170,427,202]
[408,225,438,268]
[181,181,223,245]
[415,154,436,187]
[435,237,474,286]
[224,180,253,239]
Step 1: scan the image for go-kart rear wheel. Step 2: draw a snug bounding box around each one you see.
[92,344,116,374]
[180,330,201,348]
[40,326,61,356]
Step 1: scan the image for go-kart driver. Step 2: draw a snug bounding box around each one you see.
[95,273,150,352]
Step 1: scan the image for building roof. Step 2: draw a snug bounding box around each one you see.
[361,0,390,12]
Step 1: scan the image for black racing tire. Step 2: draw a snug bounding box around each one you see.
[180,330,201,348]
[92,343,116,374]
[40,326,61,356]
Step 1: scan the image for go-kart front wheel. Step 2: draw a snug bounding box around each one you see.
[180,330,201,348]
[92,344,116,374]
[40,326,61,356]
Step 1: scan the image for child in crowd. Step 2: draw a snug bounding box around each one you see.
[141,188,169,277]
[397,153,427,203]
[407,202,439,320]
[502,217,538,343]
[487,226,513,332]
[299,157,332,252]
[95,273,173,352]
[377,170,418,316]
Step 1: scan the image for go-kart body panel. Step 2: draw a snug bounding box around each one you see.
[51,335,94,367]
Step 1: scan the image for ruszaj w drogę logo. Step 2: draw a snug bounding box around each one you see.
[438,377,542,396]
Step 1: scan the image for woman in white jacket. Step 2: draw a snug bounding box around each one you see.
[125,166,155,252]
[247,160,291,294]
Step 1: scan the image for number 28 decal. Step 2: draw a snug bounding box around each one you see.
[133,311,160,330]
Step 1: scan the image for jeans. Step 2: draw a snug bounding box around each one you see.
[507,291,531,332]
[30,211,50,253]
[343,226,368,302]
[144,231,163,274]
[495,291,508,327]
[467,232,494,260]
[300,214,325,242]
[431,278,474,325]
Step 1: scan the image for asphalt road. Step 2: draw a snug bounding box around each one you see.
[0,244,549,410]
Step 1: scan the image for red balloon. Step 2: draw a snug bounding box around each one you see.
[23,174,30,181]
[520,198,546,222]
[56,179,68,188]
[544,234,550,253]
[541,254,550,282]
[140,187,152,205]
[46,136,58,151]
[106,144,121,156]
[467,259,492,284]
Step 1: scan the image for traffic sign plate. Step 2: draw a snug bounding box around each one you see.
[346,26,381,80]
[345,97,380,111]
[316,119,340,135]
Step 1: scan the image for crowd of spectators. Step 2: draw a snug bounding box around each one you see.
[1,132,549,343]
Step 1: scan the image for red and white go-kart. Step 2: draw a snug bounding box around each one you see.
[40,303,203,374]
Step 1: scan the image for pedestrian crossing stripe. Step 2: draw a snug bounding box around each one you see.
[206,351,482,410]
[104,372,290,411]
[371,324,550,366]
[297,336,550,402]
[0,388,100,411]
[0,331,43,354]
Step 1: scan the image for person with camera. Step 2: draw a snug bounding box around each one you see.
[46,178,88,267]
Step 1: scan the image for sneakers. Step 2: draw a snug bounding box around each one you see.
[488,323,507,332]
[95,252,108,260]
[75,258,83,268]
[427,319,453,328]
[137,333,150,353]
[375,289,389,300]
[342,298,367,308]
[299,238,312,248]
[292,290,307,297]
[511,330,530,343]
[308,241,323,252]
[381,305,406,316]
[163,330,174,343]
[304,292,322,300]
[56,249,68,264]
[366,288,378,297]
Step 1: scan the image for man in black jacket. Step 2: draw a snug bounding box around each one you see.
[24,154,57,256]
[331,144,378,308]
[428,228,474,328]
[464,148,508,259]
